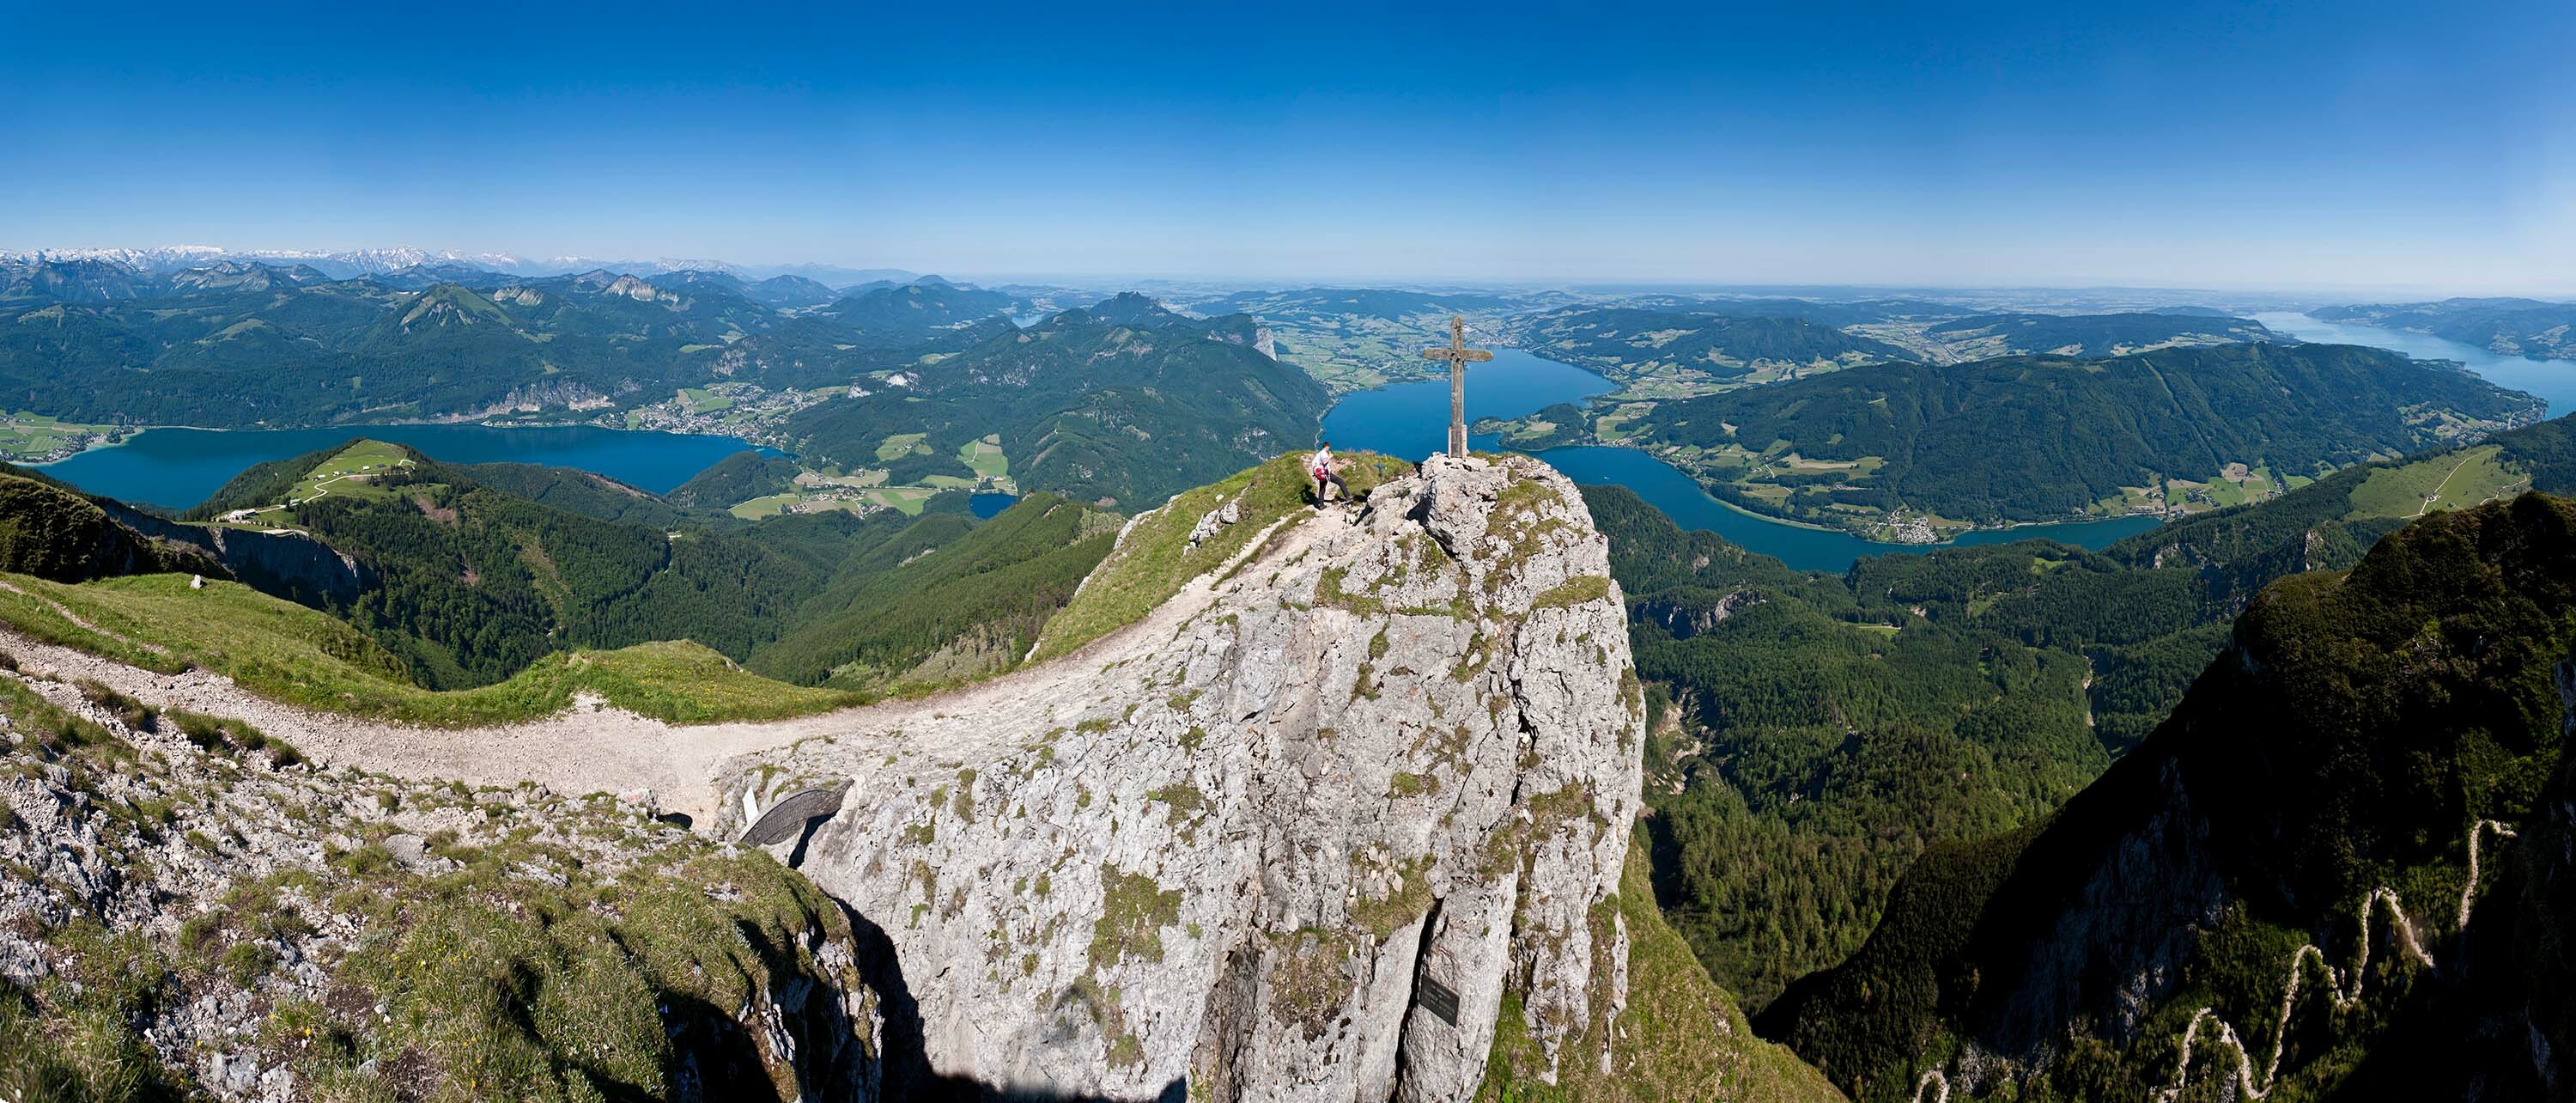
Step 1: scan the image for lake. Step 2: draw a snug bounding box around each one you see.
[2253,312,2576,419]
[37,424,764,511]
[1320,350,2162,573]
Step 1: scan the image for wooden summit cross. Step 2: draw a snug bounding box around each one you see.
[1421,315,1492,459]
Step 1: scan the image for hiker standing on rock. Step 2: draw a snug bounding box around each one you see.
[1309,442,1347,509]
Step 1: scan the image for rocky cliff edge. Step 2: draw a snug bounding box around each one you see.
[718,453,1646,1100]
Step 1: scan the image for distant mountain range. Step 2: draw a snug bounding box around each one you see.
[2315,296,2576,360]
[0,258,1034,427]
[0,245,919,289]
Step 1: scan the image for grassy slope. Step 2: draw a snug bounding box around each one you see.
[1029,450,1413,661]
[0,572,854,726]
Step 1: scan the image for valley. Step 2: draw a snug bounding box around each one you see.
[5,247,2574,1103]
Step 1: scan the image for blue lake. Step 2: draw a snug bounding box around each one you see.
[2253,312,2576,419]
[969,492,1019,519]
[37,424,764,511]
[1321,349,2161,573]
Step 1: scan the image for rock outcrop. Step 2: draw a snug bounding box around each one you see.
[0,668,881,1100]
[104,500,374,606]
[718,454,1646,1100]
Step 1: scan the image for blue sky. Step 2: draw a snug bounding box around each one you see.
[3,0,2568,291]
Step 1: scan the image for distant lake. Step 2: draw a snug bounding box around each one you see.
[2254,312,2576,418]
[37,424,763,512]
[969,492,1018,519]
[1321,349,2160,573]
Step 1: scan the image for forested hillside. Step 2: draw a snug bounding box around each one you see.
[1589,485,2236,1009]
[1757,493,2576,1100]
[1515,306,1916,392]
[0,470,224,582]
[178,441,1117,693]
[1629,341,2543,537]
[0,260,1026,427]
[1595,414,2576,1015]
[783,307,1328,507]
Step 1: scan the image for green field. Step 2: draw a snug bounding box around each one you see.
[0,572,856,726]
[2344,444,2524,519]
[862,486,938,515]
[678,387,733,413]
[874,432,931,461]
[0,411,113,461]
[729,492,804,519]
[289,440,415,504]
[959,434,1009,478]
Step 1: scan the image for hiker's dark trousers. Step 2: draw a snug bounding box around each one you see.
[1314,472,1346,505]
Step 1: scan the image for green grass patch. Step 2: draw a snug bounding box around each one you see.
[289,439,415,504]
[2345,444,2522,520]
[874,432,930,462]
[729,492,803,519]
[0,572,855,727]
[959,435,1009,478]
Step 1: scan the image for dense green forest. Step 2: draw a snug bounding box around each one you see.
[664,450,804,510]
[446,461,702,528]
[1632,341,2544,529]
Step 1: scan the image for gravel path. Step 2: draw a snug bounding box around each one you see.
[0,510,1319,830]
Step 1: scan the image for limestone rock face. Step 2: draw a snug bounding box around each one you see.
[719,453,1645,1100]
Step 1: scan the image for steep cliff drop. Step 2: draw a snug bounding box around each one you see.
[719,454,1643,1100]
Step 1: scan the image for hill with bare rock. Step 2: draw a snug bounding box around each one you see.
[0,451,1839,1100]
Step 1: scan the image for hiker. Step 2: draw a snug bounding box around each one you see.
[1309,442,1347,509]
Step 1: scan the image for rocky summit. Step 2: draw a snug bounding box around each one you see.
[718,454,1645,1099]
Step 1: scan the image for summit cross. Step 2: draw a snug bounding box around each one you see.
[1421,314,1493,459]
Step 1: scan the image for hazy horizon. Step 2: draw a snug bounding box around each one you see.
[5,2,2570,295]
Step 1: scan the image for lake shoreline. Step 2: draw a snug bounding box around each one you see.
[33,423,769,509]
[1532,437,2184,546]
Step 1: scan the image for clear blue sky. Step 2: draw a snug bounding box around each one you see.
[3,0,2568,291]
